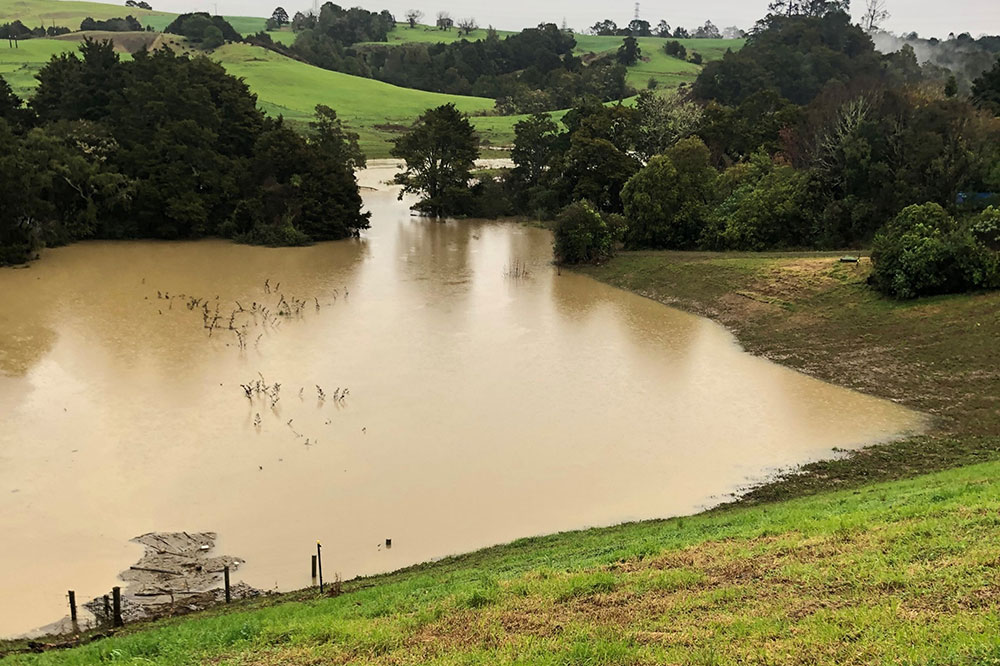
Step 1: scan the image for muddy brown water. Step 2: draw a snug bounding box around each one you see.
[0,162,924,636]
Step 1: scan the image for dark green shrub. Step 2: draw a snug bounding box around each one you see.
[870,203,999,298]
[621,137,717,249]
[701,156,820,250]
[553,201,615,265]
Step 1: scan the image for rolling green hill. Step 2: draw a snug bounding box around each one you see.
[360,23,517,46]
[213,43,513,156]
[1,2,743,154]
[3,0,267,37]
[1,1,746,150]
[0,37,94,95]
[0,37,521,156]
[572,35,743,88]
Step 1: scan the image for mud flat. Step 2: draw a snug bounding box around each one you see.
[28,533,262,637]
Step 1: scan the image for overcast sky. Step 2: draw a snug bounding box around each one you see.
[141,0,1000,39]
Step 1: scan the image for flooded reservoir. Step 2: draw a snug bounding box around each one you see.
[0,163,923,636]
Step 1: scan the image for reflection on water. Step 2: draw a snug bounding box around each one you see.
[0,164,923,636]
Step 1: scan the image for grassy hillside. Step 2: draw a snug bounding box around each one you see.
[3,0,170,29]
[573,36,742,88]
[5,460,1000,664]
[365,23,517,46]
[0,37,90,96]
[0,38,519,157]
[2,0,268,36]
[366,30,742,89]
[212,43,512,156]
[2,3,745,151]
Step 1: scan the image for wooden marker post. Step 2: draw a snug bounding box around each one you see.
[311,554,317,579]
[68,590,77,624]
[112,586,123,627]
[317,542,324,594]
[224,565,231,603]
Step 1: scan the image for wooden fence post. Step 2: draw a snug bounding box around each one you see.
[68,590,77,623]
[112,586,123,627]
[317,542,324,594]
[224,565,231,603]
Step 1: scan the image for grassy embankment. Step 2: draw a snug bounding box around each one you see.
[4,253,999,665]
[4,460,1000,663]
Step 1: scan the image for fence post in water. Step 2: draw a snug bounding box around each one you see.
[224,565,231,604]
[103,595,110,622]
[112,586,123,627]
[317,542,324,594]
[311,555,317,580]
[68,590,77,624]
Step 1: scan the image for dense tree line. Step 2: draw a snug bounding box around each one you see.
[80,16,143,32]
[278,6,631,112]
[358,25,631,111]
[395,7,1000,299]
[163,13,242,48]
[0,39,368,265]
[1,21,71,39]
[872,31,1000,95]
[589,18,736,40]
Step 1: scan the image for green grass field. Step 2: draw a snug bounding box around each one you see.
[0,37,90,96]
[2,3,745,151]
[572,36,743,88]
[5,460,1000,664]
[362,23,517,46]
[3,0,269,36]
[0,38,519,156]
[213,43,515,156]
[3,0,170,30]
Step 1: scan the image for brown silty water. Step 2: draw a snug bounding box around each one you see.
[0,162,924,636]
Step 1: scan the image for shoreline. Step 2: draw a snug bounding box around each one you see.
[575,250,1000,504]
[4,245,997,657]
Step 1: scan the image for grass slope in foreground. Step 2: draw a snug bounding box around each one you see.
[5,461,1000,664]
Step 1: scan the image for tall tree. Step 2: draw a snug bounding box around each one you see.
[0,75,28,127]
[271,7,290,26]
[861,0,890,32]
[972,57,1000,114]
[404,9,423,28]
[590,19,618,36]
[693,20,721,38]
[511,113,561,188]
[627,19,651,36]
[391,104,479,217]
[617,35,641,65]
[457,17,477,36]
